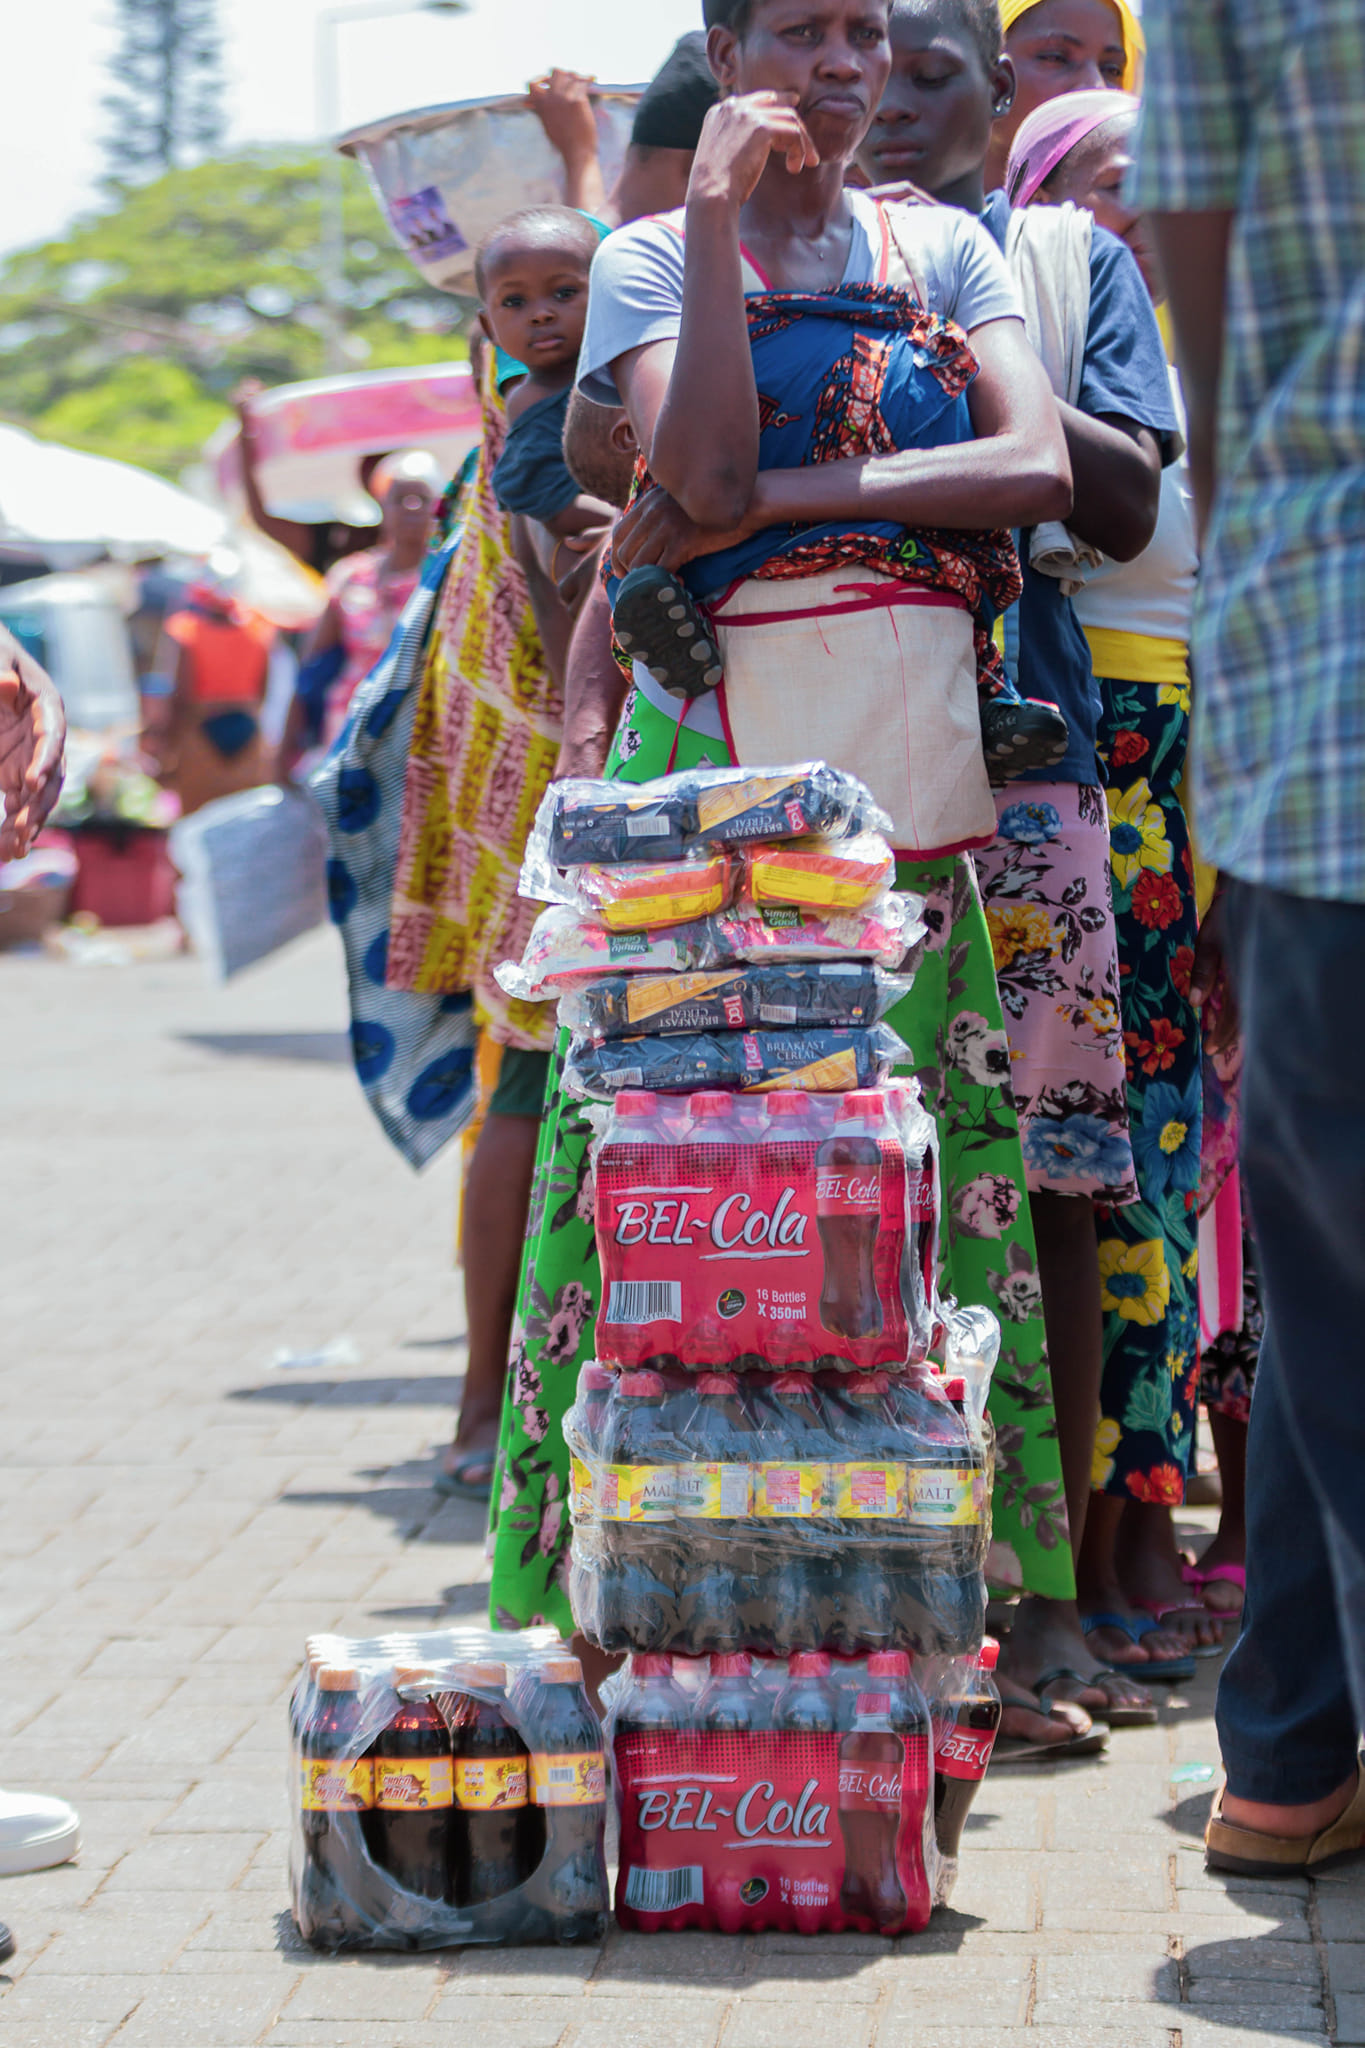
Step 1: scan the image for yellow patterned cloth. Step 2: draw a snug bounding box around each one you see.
[385,368,561,1050]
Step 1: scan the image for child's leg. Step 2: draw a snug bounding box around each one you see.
[611,565,723,698]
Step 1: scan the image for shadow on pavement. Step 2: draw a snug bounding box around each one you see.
[230,1375,463,1408]
[176,1030,352,1063]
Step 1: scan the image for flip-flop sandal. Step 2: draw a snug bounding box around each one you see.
[433,1451,494,1502]
[1182,1559,1246,1611]
[612,565,724,699]
[1080,1611,1196,1683]
[1130,1595,1224,1656]
[991,1728,1109,1766]
[1035,1665,1158,1730]
[982,696,1071,780]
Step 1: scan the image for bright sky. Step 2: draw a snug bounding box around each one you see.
[0,0,704,257]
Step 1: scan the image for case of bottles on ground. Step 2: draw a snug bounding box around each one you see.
[592,1084,941,1374]
[566,1360,994,1658]
[607,1644,1002,1935]
[290,1630,608,1952]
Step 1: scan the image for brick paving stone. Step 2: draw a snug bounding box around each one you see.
[1328,1941,1365,1992]
[1320,1894,1365,1941]
[722,2004,877,2048]
[1335,1991,1365,2045]
[2,934,1353,2047]
[564,1998,730,2048]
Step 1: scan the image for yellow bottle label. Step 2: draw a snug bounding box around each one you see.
[531,1751,607,1806]
[300,1757,373,1811]
[675,1461,752,1518]
[906,1466,984,1527]
[833,1462,907,1518]
[569,1455,595,1523]
[373,1756,454,1810]
[454,1756,528,1811]
[752,1462,827,1517]
[599,1463,675,1522]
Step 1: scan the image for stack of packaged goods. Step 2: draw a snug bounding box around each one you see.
[495,764,1005,1936]
[288,1629,608,1952]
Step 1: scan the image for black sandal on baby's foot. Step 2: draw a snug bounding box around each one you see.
[612,565,724,699]
[982,696,1071,781]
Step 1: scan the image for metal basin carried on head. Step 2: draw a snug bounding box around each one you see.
[339,87,642,298]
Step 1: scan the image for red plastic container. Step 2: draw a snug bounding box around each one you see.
[67,825,177,928]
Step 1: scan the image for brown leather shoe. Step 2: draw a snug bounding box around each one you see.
[1205,1761,1365,1876]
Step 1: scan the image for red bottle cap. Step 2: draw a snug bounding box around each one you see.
[618,1371,666,1399]
[634,1654,674,1677]
[582,1363,615,1392]
[845,1090,884,1114]
[867,1651,912,1677]
[614,1091,660,1116]
[690,1092,733,1118]
[712,1653,752,1678]
[790,1652,832,1677]
[980,1638,1000,1672]
[765,1091,810,1117]
[696,1372,740,1396]
[770,1370,816,1393]
[944,1377,968,1403]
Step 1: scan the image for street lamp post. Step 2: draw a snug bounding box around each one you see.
[317,0,471,375]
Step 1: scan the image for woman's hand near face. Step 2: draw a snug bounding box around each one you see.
[689,92,821,212]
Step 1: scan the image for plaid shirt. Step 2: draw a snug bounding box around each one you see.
[1134,0,1365,902]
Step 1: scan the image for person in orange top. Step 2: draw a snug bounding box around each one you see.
[154,568,274,818]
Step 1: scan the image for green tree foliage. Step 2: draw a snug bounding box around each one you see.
[0,151,463,478]
[104,0,226,187]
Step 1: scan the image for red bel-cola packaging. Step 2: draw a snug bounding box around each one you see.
[610,1650,937,1936]
[592,1086,938,1372]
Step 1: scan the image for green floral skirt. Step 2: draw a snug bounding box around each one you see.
[1092,672,1202,1504]
[488,682,1073,1629]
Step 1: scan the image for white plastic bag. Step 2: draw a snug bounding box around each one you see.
[171,785,328,983]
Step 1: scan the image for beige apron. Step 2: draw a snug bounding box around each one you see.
[701,203,996,856]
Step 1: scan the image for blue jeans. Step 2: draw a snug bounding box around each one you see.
[1215,881,1365,1804]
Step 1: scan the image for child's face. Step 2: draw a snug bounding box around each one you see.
[479,238,591,376]
[861,6,1001,195]
[711,0,893,165]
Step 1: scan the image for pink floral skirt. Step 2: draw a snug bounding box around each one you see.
[975,783,1138,1205]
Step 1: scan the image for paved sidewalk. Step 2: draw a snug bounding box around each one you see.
[2,926,1362,2048]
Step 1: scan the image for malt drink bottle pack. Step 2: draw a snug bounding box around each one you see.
[288,1630,607,1952]
[608,1649,938,1936]
[566,1363,992,1659]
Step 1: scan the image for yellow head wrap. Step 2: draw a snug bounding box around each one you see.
[999,0,1145,95]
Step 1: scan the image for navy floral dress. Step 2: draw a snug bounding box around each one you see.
[1090,672,1203,1506]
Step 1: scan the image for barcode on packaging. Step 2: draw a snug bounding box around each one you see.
[626,812,664,836]
[606,1281,683,1325]
[623,1864,705,1913]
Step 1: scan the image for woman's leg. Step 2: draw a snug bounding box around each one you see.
[1006,1192,1153,1710]
[446,1108,542,1479]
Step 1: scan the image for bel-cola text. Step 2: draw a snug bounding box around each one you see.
[612,1190,809,1253]
[636,1777,832,1844]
